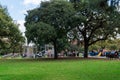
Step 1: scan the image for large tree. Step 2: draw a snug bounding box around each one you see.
[0,4,25,54]
[0,5,11,45]
[25,0,75,58]
[8,23,25,54]
[68,0,120,58]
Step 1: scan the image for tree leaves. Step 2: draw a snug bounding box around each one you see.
[0,4,25,54]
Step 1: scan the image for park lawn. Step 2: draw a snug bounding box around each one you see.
[0,59,120,80]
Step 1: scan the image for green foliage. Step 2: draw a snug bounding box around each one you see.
[0,6,12,37]
[69,0,120,58]
[109,44,117,50]
[89,39,120,50]
[89,45,101,51]
[56,38,69,52]
[25,0,75,58]
[25,22,56,44]
[0,4,25,54]
[25,0,120,58]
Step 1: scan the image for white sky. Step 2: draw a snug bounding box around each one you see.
[0,0,49,35]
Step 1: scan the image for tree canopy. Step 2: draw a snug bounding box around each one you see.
[25,0,75,58]
[68,0,120,58]
[0,4,25,54]
[25,0,120,58]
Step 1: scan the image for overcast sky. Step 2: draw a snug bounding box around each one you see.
[0,0,49,35]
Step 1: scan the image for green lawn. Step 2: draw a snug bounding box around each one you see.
[0,59,120,80]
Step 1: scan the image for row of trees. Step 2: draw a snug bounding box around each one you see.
[89,39,120,51]
[0,4,25,55]
[25,0,120,58]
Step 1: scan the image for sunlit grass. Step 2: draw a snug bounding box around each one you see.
[0,59,120,80]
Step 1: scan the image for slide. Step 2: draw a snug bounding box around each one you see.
[98,52,102,56]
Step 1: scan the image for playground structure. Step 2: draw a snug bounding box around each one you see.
[22,44,54,58]
[89,49,119,58]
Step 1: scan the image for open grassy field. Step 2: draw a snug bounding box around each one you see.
[0,59,120,80]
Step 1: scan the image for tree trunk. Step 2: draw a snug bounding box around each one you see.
[84,42,89,58]
[53,40,58,59]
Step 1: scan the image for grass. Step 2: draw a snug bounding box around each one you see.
[0,59,120,80]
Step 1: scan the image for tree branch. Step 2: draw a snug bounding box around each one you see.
[88,34,109,46]
[88,20,104,41]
